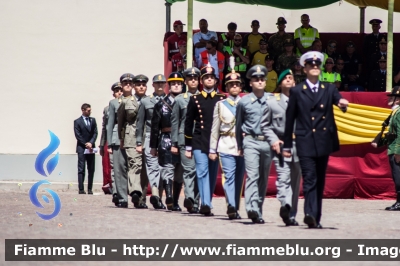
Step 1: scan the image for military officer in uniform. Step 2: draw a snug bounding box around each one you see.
[209,68,244,220]
[369,56,387,92]
[171,67,201,213]
[118,74,149,209]
[185,65,226,216]
[261,69,301,226]
[283,52,348,228]
[363,19,386,61]
[236,65,273,224]
[150,72,185,211]
[268,17,294,61]
[107,74,133,208]
[136,74,167,209]
[100,82,122,195]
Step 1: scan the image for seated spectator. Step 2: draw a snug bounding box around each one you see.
[193,19,218,61]
[342,41,364,91]
[292,59,306,85]
[243,20,267,55]
[250,39,269,67]
[324,40,339,63]
[294,14,319,56]
[167,20,187,60]
[276,39,297,74]
[369,56,387,92]
[335,56,349,91]
[224,33,249,80]
[264,54,278,92]
[198,40,225,91]
[319,57,341,89]
[268,17,294,61]
[218,22,237,53]
[369,37,397,76]
[171,40,187,73]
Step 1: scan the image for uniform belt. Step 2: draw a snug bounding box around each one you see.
[162,127,172,133]
[220,131,235,137]
[245,134,266,141]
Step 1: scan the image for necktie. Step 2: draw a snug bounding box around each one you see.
[86,117,91,127]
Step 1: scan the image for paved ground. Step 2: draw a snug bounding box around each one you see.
[1,190,399,266]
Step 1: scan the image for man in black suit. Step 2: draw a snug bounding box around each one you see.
[74,103,98,194]
[283,51,348,228]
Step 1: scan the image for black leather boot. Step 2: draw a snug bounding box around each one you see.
[172,182,183,211]
[164,180,173,210]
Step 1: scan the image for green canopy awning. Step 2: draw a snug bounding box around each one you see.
[166,0,338,10]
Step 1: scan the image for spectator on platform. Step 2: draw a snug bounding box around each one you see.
[198,40,225,91]
[264,54,278,93]
[292,59,306,85]
[369,36,397,75]
[324,40,339,63]
[363,19,386,61]
[167,20,187,60]
[276,39,297,74]
[243,20,267,55]
[171,40,187,73]
[319,57,341,89]
[250,39,269,67]
[294,14,319,56]
[193,19,218,61]
[224,33,249,80]
[218,22,237,53]
[268,17,294,61]
[369,56,387,92]
[335,57,349,91]
[342,41,364,91]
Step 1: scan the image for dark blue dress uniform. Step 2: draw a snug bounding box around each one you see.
[184,66,226,215]
[283,51,344,228]
[363,19,386,60]
[368,57,387,92]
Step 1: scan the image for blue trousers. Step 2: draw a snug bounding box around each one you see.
[220,153,245,210]
[193,150,219,207]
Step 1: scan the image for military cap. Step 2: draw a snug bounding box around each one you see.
[152,74,166,83]
[225,71,241,85]
[264,54,273,61]
[132,74,149,83]
[246,64,268,79]
[183,67,200,78]
[284,38,294,47]
[111,82,122,91]
[120,73,135,82]
[379,37,387,44]
[388,86,400,97]
[299,51,324,67]
[346,41,355,48]
[276,17,287,25]
[167,72,184,82]
[200,65,217,79]
[369,19,382,25]
[277,69,293,85]
[378,56,387,62]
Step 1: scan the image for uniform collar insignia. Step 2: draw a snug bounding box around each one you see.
[201,91,207,98]
[211,91,216,98]
[321,84,325,89]
[303,85,307,89]
[227,98,235,106]
[184,92,188,98]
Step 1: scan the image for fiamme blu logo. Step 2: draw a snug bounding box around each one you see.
[29,130,62,220]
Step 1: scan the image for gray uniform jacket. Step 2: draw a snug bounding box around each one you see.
[171,91,198,147]
[136,93,164,145]
[107,97,124,146]
[99,105,109,147]
[261,93,299,162]
[117,95,144,148]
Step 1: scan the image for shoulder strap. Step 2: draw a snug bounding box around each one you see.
[161,98,173,111]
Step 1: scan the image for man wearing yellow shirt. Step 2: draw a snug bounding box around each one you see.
[243,20,267,55]
[250,39,269,67]
[264,54,278,92]
[294,14,320,56]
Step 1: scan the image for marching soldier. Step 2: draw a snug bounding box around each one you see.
[107,74,133,208]
[363,19,386,61]
[136,74,167,209]
[117,74,149,209]
[185,65,226,216]
[150,72,184,211]
[236,65,273,224]
[209,68,244,220]
[171,67,201,213]
[261,69,301,226]
[283,52,348,228]
[100,82,122,195]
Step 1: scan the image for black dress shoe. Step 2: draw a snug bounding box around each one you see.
[387,202,400,211]
[188,207,199,214]
[150,196,165,210]
[112,194,119,206]
[230,212,241,220]
[79,190,86,194]
[247,210,259,220]
[316,223,323,229]
[304,214,317,228]
[285,218,299,226]
[252,217,265,224]
[199,205,211,215]
[131,193,140,204]
[172,204,182,211]
[184,198,194,212]
[279,204,291,223]
[227,205,237,220]
[88,190,93,195]
[134,202,148,209]
[116,202,128,208]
